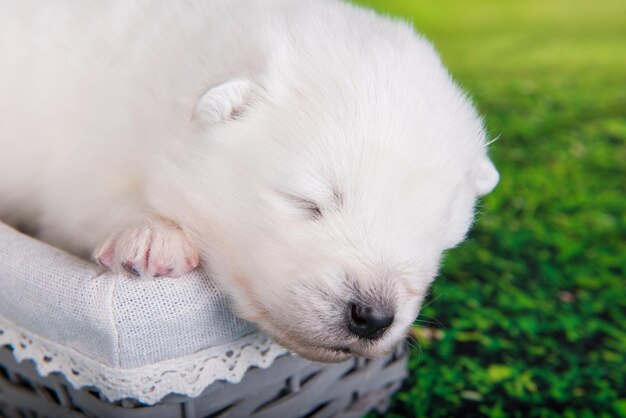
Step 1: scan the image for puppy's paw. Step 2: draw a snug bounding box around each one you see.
[94,219,200,278]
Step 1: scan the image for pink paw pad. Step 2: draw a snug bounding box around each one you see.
[94,220,200,278]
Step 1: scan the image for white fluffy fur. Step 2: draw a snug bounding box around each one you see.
[0,0,498,362]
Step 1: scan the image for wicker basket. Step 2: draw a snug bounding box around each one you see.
[0,343,407,418]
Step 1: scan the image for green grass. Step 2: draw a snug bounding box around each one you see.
[351,1,626,416]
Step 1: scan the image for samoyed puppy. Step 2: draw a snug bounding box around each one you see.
[0,0,498,362]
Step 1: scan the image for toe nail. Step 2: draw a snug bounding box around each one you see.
[122,262,140,276]
[154,267,174,278]
[96,257,110,269]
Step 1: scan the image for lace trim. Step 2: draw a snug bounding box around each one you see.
[0,316,288,405]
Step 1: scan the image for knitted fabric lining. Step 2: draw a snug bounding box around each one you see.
[0,222,288,404]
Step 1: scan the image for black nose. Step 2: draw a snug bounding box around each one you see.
[348,302,394,339]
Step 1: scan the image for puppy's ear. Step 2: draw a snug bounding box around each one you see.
[443,155,499,249]
[194,78,254,123]
[472,155,499,197]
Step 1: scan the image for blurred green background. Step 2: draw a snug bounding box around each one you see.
[351,1,626,417]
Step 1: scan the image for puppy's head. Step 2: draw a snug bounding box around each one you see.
[158,22,498,362]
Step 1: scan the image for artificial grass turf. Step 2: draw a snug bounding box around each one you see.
[352,1,626,417]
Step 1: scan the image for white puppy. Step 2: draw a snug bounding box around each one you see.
[0,0,498,362]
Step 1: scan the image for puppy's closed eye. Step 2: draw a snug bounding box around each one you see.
[285,195,323,220]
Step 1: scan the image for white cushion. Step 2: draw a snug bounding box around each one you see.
[0,222,288,403]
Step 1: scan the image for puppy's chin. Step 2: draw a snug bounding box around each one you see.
[255,322,396,363]
[279,340,354,363]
